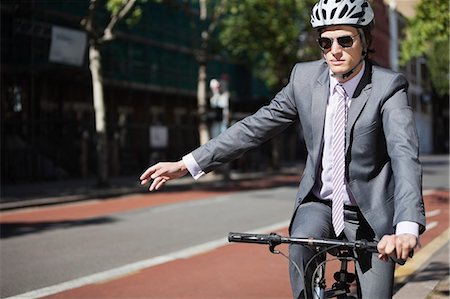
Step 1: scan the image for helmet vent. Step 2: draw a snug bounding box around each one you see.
[331,7,337,19]
[339,4,349,18]
[350,11,364,19]
[347,5,356,16]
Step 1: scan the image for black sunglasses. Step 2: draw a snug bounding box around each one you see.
[317,34,360,51]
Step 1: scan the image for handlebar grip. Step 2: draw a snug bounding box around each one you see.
[390,250,414,265]
[360,240,414,265]
[228,232,281,244]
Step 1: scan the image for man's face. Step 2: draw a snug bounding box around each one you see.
[319,25,364,82]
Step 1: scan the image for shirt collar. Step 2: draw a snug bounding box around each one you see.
[329,61,366,99]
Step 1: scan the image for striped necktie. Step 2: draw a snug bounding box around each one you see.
[332,84,348,236]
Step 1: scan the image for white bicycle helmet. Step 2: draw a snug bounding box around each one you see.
[310,0,374,29]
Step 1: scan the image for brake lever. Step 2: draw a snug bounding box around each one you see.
[268,232,281,254]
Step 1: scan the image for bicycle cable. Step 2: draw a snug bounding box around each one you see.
[271,248,307,299]
[276,244,343,299]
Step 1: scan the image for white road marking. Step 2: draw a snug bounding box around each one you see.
[4,220,290,299]
[425,209,441,218]
[422,189,438,196]
[426,221,438,231]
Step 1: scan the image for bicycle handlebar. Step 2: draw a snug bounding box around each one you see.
[228,232,378,252]
[228,232,411,265]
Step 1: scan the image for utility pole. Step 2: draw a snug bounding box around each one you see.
[388,0,399,72]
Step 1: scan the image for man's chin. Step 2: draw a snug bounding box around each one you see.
[330,66,350,75]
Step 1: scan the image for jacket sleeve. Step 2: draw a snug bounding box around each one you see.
[381,73,426,234]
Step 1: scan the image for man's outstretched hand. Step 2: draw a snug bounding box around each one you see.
[140,161,188,191]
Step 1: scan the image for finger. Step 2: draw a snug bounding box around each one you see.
[150,176,170,191]
[384,237,396,256]
[401,244,410,260]
[154,178,167,191]
[401,237,416,260]
[140,165,157,180]
[377,237,388,254]
[395,237,403,259]
[149,177,162,191]
[151,166,169,180]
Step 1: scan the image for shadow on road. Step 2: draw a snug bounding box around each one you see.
[0,216,117,239]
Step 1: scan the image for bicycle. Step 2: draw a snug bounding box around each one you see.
[228,232,409,299]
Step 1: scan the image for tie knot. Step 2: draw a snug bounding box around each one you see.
[335,84,347,98]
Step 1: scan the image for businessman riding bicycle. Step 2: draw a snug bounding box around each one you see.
[140,0,426,297]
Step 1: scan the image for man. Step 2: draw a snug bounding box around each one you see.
[140,0,426,297]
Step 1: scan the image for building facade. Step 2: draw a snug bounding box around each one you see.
[1,1,295,182]
[2,0,444,183]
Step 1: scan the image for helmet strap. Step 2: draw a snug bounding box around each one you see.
[331,56,365,80]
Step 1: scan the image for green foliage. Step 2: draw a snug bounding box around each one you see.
[106,0,127,15]
[400,0,449,96]
[105,0,149,27]
[219,0,319,90]
[125,6,143,26]
[427,40,449,96]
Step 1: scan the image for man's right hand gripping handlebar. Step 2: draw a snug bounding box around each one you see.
[377,233,417,265]
[140,160,188,191]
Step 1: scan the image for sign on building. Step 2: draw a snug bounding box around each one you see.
[149,125,169,149]
[49,26,87,67]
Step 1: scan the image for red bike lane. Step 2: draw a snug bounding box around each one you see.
[2,188,448,299]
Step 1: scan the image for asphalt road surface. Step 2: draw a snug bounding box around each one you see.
[1,187,296,297]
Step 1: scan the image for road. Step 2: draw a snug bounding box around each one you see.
[0,155,448,298]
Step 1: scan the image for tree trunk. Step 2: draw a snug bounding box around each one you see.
[197,62,210,145]
[88,43,109,187]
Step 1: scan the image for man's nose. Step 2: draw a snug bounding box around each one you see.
[330,39,343,54]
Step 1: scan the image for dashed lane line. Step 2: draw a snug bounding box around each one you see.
[4,220,290,299]
[425,209,441,218]
[426,221,438,231]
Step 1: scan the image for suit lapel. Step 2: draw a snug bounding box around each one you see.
[346,62,373,152]
[312,68,330,163]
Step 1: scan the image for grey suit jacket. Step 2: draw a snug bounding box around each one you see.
[191,59,426,239]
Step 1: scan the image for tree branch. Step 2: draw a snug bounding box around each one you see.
[207,0,227,35]
[81,0,99,41]
[100,0,137,43]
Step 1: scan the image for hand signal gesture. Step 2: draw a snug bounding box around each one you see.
[140,161,188,191]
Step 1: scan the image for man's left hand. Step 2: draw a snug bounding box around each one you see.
[377,233,417,261]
